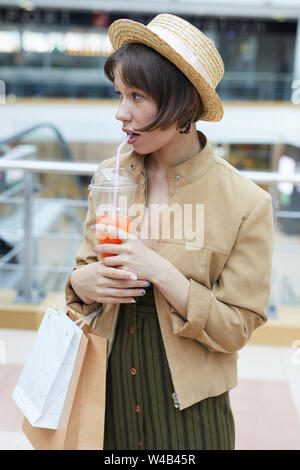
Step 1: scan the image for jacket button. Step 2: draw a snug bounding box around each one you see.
[174,175,180,181]
[130,164,135,170]
[130,368,137,376]
[135,405,141,413]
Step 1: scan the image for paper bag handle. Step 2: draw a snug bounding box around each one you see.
[74,307,102,329]
[53,293,66,310]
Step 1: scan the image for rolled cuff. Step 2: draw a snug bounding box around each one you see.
[65,271,101,316]
[170,279,212,339]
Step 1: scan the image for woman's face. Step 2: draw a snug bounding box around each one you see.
[114,64,178,155]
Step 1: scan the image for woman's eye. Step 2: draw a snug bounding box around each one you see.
[114,90,143,101]
[133,93,143,101]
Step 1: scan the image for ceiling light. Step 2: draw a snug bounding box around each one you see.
[19,2,35,11]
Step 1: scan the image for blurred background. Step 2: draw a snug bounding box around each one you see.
[0,0,300,450]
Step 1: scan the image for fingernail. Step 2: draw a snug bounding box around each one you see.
[130,275,137,280]
[140,290,146,295]
[130,299,136,303]
[143,282,150,287]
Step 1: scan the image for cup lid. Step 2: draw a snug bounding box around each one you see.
[88,167,138,192]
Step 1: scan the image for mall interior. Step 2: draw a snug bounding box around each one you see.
[0,0,300,450]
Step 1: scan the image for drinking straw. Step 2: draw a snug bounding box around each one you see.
[112,133,132,219]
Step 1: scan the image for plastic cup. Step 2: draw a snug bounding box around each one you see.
[88,168,138,258]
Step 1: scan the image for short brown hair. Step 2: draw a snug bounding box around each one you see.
[104,43,203,133]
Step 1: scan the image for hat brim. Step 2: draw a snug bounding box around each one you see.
[108,19,224,122]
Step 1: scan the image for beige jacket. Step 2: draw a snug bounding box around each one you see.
[65,131,274,410]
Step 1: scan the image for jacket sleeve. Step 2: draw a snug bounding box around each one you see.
[170,194,274,353]
[65,191,101,315]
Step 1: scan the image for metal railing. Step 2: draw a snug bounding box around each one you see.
[0,123,86,200]
[0,158,299,313]
[0,160,96,302]
[1,67,294,101]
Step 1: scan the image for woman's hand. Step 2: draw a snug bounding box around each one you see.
[93,223,166,283]
[70,260,150,304]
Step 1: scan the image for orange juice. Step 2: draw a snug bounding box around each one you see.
[96,213,131,258]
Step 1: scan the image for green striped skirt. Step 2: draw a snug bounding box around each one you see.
[103,283,235,450]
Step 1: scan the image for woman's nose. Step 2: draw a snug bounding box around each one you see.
[115,101,132,122]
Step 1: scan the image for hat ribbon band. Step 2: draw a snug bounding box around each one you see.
[147,25,214,88]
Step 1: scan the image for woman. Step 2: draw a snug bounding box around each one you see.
[66,14,274,450]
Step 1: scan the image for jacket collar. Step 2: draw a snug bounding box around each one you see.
[125,131,215,186]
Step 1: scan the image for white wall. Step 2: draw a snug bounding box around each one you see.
[0,102,122,144]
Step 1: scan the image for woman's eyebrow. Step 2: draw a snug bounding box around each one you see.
[114,86,146,98]
[114,84,143,93]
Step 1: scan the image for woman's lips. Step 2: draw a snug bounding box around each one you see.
[127,133,140,144]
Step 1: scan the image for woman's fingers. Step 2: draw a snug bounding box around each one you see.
[100,264,137,280]
[96,224,138,241]
[99,287,145,298]
[99,297,136,304]
[102,277,148,289]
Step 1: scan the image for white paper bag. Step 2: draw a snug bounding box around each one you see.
[12,306,100,429]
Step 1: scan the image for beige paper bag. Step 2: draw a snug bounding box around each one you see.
[22,311,107,450]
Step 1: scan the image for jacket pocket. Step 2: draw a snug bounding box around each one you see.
[205,248,228,289]
[157,240,229,290]
[156,240,209,288]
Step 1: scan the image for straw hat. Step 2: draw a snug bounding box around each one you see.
[108,13,225,122]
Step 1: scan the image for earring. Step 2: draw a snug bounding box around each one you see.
[179,121,191,135]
